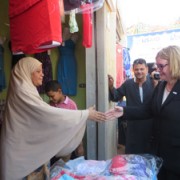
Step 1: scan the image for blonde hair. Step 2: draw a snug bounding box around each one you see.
[156,45,180,79]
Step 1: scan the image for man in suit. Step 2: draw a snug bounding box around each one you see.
[108,58,155,154]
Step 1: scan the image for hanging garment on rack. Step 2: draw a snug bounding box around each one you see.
[123,48,131,79]
[34,51,53,94]
[69,10,79,33]
[63,0,101,12]
[116,44,124,87]
[57,39,77,96]
[0,45,6,92]
[81,3,93,48]
[8,41,26,68]
[9,0,62,54]
[63,0,82,11]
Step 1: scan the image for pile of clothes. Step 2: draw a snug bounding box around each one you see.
[50,154,163,180]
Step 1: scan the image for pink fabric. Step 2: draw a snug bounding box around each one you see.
[116,44,124,87]
[9,0,62,54]
[50,96,77,110]
[109,155,127,175]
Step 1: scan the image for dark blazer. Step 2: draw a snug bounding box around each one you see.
[124,80,180,174]
[151,80,180,174]
[109,76,154,154]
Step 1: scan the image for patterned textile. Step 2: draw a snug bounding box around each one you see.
[69,10,79,33]
[51,155,163,180]
[123,48,131,79]
[23,162,50,180]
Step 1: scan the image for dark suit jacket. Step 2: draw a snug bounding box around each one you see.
[124,80,180,174]
[109,76,154,154]
[151,80,180,174]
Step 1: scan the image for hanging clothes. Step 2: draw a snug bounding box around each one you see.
[123,48,132,79]
[57,39,77,96]
[9,0,62,54]
[69,10,79,33]
[34,51,53,94]
[0,45,6,92]
[8,41,26,69]
[81,3,93,48]
[63,0,101,12]
[63,0,82,11]
[116,44,124,87]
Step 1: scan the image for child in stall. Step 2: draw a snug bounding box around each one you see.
[45,80,84,165]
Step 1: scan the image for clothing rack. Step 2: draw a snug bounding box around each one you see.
[64,0,104,14]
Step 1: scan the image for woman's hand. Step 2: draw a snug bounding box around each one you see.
[105,106,124,121]
[88,106,106,122]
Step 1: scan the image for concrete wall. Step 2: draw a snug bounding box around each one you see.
[86,1,118,160]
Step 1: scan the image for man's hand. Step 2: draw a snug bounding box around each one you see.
[108,74,114,90]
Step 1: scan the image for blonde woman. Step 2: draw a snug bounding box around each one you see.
[106,45,180,180]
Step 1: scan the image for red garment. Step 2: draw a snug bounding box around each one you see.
[9,0,62,54]
[109,155,127,175]
[116,44,124,87]
[81,3,93,48]
[9,0,40,18]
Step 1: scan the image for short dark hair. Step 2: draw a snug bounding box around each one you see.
[45,80,62,93]
[133,58,147,67]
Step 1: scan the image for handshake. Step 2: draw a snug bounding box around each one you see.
[105,106,124,120]
[88,106,124,122]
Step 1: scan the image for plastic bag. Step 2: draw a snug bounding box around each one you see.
[50,154,163,180]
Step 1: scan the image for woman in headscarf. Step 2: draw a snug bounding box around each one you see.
[0,57,106,180]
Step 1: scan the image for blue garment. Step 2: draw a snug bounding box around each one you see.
[57,39,77,96]
[0,45,6,92]
[123,48,131,78]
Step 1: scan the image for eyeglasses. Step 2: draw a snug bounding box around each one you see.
[156,63,168,70]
